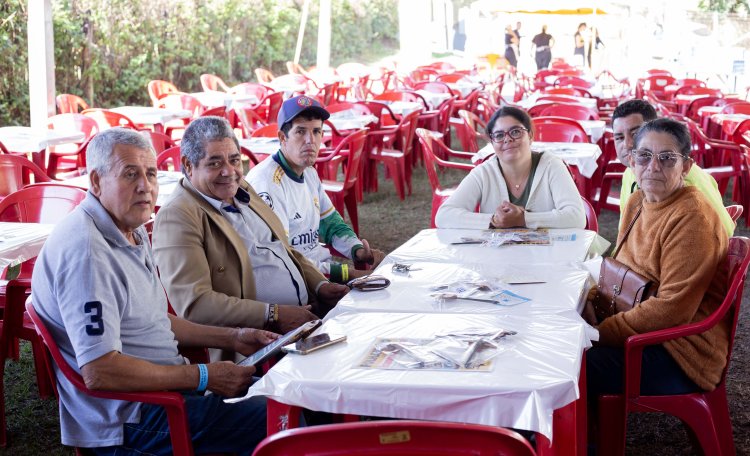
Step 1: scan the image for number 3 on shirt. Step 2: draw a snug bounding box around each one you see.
[84,301,104,336]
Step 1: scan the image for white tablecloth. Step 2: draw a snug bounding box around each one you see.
[238,137,280,157]
[110,107,191,126]
[63,171,182,207]
[414,90,452,109]
[191,91,258,109]
[238,311,590,440]
[387,228,601,266]
[0,222,54,271]
[0,127,85,153]
[517,93,598,110]
[472,142,602,178]
[327,112,378,131]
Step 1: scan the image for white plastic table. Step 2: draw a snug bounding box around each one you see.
[472,142,602,178]
[110,106,191,128]
[0,222,54,272]
[0,126,86,169]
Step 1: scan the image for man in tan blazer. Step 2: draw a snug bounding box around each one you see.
[153,116,349,360]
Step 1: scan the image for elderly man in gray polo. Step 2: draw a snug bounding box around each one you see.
[31,128,273,454]
[153,116,349,361]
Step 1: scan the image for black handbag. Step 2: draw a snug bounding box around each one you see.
[593,206,659,322]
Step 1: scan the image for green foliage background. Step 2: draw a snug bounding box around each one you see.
[0,0,398,126]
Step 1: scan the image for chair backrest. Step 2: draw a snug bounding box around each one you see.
[264,92,284,125]
[457,109,487,152]
[231,82,270,100]
[46,113,99,154]
[317,81,340,106]
[675,86,722,98]
[392,110,421,157]
[255,68,275,83]
[582,196,598,232]
[335,130,368,192]
[413,81,453,95]
[0,184,87,224]
[644,75,676,95]
[540,102,599,120]
[555,75,594,89]
[200,73,230,92]
[55,94,89,114]
[725,205,743,223]
[720,102,750,115]
[646,68,672,77]
[250,124,279,138]
[409,68,439,83]
[0,154,52,198]
[374,90,429,109]
[686,96,723,121]
[140,130,177,154]
[435,73,466,84]
[715,237,750,385]
[147,80,179,106]
[543,86,579,96]
[532,116,590,143]
[156,146,182,172]
[251,420,536,456]
[158,93,205,118]
[200,105,228,119]
[82,108,139,130]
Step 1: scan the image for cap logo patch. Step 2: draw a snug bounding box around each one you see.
[297,96,313,107]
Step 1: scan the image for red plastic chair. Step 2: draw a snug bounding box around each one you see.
[456,109,488,153]
[26,300,195,455]
[236,92,284,137]
[319,130,367,234]
[540,103,599,120]
[686,119,744,200]
[675,77,707,88]
[374,90,430,110]
[416,129,474,227]
[0,154,52,199]
[643,74,676,98]
[532,116,590,143]
[55,94,89,114]
[413,80,454,95]
[46,113,99,178]
[82,108,140,131]
[543,86,579,96]
[231,83,270,102]
[158,93,206,118]
[675,86,722,98]
[720,102,750,115]
[598,236,750,456]
[367,109,422,200]
[250,123,279,138]
[252,420,536,456]
[555,75,594,89]
[726,205,743,222]
[200,106,228,120]
[140,130,178,154]
[156,146,182,172]
[581,196,598,232]
[686,96,723,122]
[199,73,231,92]
[147,80,179,107]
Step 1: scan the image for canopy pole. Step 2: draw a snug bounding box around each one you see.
[316,0,331,69]
[294,0,311,65]
[28,0,56,127]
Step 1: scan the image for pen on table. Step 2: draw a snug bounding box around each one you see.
[450,240,484,245]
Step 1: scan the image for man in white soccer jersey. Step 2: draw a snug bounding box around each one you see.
[247,96,385,284]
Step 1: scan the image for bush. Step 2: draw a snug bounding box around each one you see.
[1,0,398,126]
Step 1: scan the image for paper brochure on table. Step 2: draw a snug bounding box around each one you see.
[428,278,532,307]
[357,329,516,371]
[453,229,551,247]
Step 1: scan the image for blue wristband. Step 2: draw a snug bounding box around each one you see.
[197,364,208,393]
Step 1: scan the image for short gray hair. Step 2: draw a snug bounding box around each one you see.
[86,128,153,175]
[180,116,239,174]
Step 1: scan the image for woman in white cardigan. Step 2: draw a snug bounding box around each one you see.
[435,106,585,229]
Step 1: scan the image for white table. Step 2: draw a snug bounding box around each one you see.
[110,107,191,130]
[577,120,606,143]
[238,137,280,158]
[191,91,258,109]
[327,111,378,131]
[63,171,182,208]
[414,90,452,109]
[240,311,590,441]
[328,258,592,318]
[387,228,600,266]
[387,101,423,116]
[0,127,85,153]
[0,222,54,271]
[472,142,602,178]
[447,80,483,97]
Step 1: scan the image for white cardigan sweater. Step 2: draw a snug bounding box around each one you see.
[435,152,586,229]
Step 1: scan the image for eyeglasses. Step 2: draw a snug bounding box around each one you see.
[631,149,687,168]
[489,127,528,143]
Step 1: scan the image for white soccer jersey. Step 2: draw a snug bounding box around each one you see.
[247,153,361,274]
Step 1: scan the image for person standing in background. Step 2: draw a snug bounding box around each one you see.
[531,25,554,70]
[574,22,587,67]
[514,21,522,57]
[504,24,519,69]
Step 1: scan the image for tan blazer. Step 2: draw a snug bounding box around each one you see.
[153,177,327,358]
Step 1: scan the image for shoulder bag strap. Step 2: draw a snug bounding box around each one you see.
[611,205,643,259]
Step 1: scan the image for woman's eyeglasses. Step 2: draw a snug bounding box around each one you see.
[489,127,528,143]
[631,149,687,168]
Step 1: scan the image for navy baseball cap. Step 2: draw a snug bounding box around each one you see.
[277,95,330,128]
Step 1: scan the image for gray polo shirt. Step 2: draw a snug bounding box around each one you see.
[31,192,184,448]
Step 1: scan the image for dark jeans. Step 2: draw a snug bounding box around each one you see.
[587,344,700,399]
[92,393,267,456]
